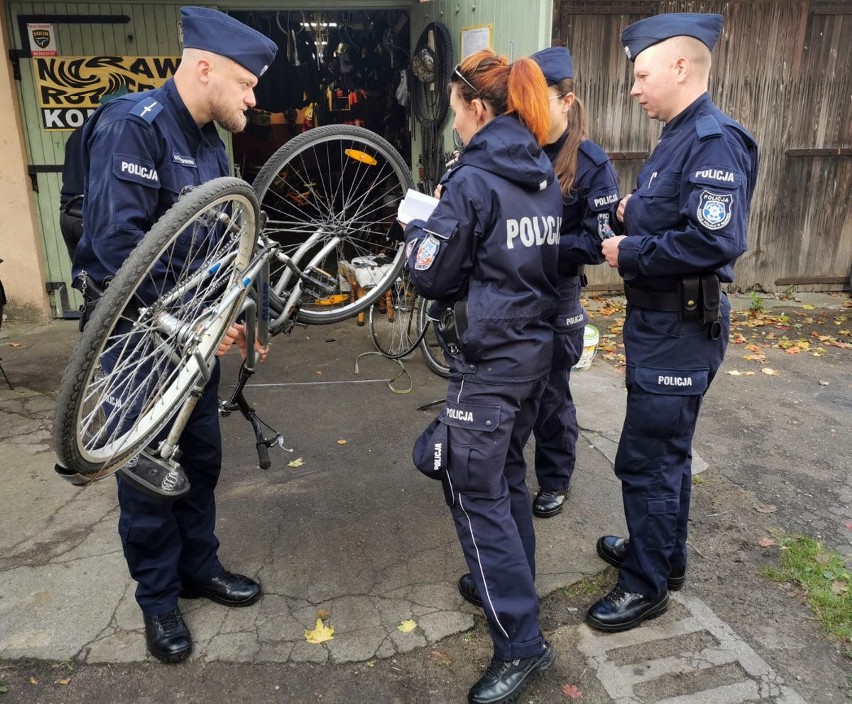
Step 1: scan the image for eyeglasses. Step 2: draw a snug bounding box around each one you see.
[453,64,481,98]
[549,94,566,101]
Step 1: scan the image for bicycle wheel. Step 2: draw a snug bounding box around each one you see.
[252,124,412,325]
[368,272,427,359]
[53,177,259,477]
[418,300,450,378]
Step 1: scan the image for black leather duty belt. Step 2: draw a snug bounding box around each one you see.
[623,285,679,312]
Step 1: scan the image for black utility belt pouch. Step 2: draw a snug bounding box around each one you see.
[436,300,469,355]
[677,274,721,338]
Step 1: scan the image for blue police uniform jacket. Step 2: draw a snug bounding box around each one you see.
[544,135,620,332]
[404,115,562,382]
[620,92,758,287]
[72,79,230,286]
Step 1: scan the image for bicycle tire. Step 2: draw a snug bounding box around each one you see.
[53,177,259,476]
[368,272,427,359]
[417,300,450,378]
[252,124,412,325]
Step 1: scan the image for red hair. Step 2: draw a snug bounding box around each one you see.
[451,49,550,145]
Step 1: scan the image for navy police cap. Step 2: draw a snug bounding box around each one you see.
[531,46,573,84]
[181,6,278,78]
[621,13,723,62]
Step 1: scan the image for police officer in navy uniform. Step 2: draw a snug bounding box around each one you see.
[72,7,276,662]
[586,13,759,632]
[528,47,621,519]
[407,49,560,704]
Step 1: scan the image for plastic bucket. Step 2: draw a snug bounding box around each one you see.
[571,324,599,371]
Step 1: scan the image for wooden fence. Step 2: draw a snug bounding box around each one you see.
[552,0,852,292]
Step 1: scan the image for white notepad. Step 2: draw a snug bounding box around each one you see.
[397,189,440,225]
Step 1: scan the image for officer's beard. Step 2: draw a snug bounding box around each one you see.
[210,96,247,134]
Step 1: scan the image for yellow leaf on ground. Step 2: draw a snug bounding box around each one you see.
[56,678,71,686]
[336,439,348,445]
[761,368,780,376]
[726,370,743,376]
[288,457,304,468]
[305,618,334,644]
[802,304,815,310]
[397,619,417,633]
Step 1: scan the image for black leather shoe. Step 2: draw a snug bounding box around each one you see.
[596,535,686,591]
[458,573,483,608]
[180,570,262,607]
[532,486,570,518]
[118,453,190,501]
[585,584,668,633]
[468,641,555,704]
[144,607,192,663]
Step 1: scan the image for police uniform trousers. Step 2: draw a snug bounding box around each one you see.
[117,360,224,616]
[614,296,730,598]
[532,325,585,492]
[442,374,548,661]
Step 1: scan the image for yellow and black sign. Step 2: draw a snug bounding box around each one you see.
[33,56,180,130]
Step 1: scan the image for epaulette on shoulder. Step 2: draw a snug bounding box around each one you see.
[578,139,609,166]
[128,98,164,124]
[696,114,722,141]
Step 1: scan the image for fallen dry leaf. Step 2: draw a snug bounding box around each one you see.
[287,457,304,468]
[757,537,777,547]
[336,439,347,445]
[802,304,815,310]
[316,608,331,620]
[429,650,452,666]
[305,618,334,644]
[754,503,778,514]
[830,580,848,596]
[29,676,38,685]
[726,370,743,376]
[561,683,583,699]
[761,368,780,376]
[10,342,22,348]
[55,678,71,686]
[397,619,417,633]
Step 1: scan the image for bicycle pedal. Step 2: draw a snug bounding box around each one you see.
[301,267,338,298]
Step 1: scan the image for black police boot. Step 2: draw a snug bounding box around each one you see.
[585,584,668,633]
[143,607,192,663]
[180,569,262,607]
[596,535,686,591]
[458,573,483,608]
[532,485,571,518]
[468,641,555,704]
[118,453,190,501]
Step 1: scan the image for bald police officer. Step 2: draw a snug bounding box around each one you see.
[587,13,759,632]
[72,7,276,662]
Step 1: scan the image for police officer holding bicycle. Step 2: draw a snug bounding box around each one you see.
[71,7,276,663]
[587,13,759,633]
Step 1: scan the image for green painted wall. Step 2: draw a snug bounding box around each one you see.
[407,0,554,187]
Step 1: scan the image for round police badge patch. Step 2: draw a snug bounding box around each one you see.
[697,190,733,230]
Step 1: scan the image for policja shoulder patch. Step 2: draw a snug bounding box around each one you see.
[697,190,733,230]
[415,235,440,270]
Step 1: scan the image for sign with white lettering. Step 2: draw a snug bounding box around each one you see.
[32,56,180,130]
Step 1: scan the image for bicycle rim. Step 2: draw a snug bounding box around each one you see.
[368,274,425,358]
[252,124,412,325]
[418,299,450,378]
[54,178,259,475]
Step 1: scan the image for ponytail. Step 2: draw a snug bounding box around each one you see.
[550,78,589,194]
[451,50,551,146]
[507,58,550,146]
